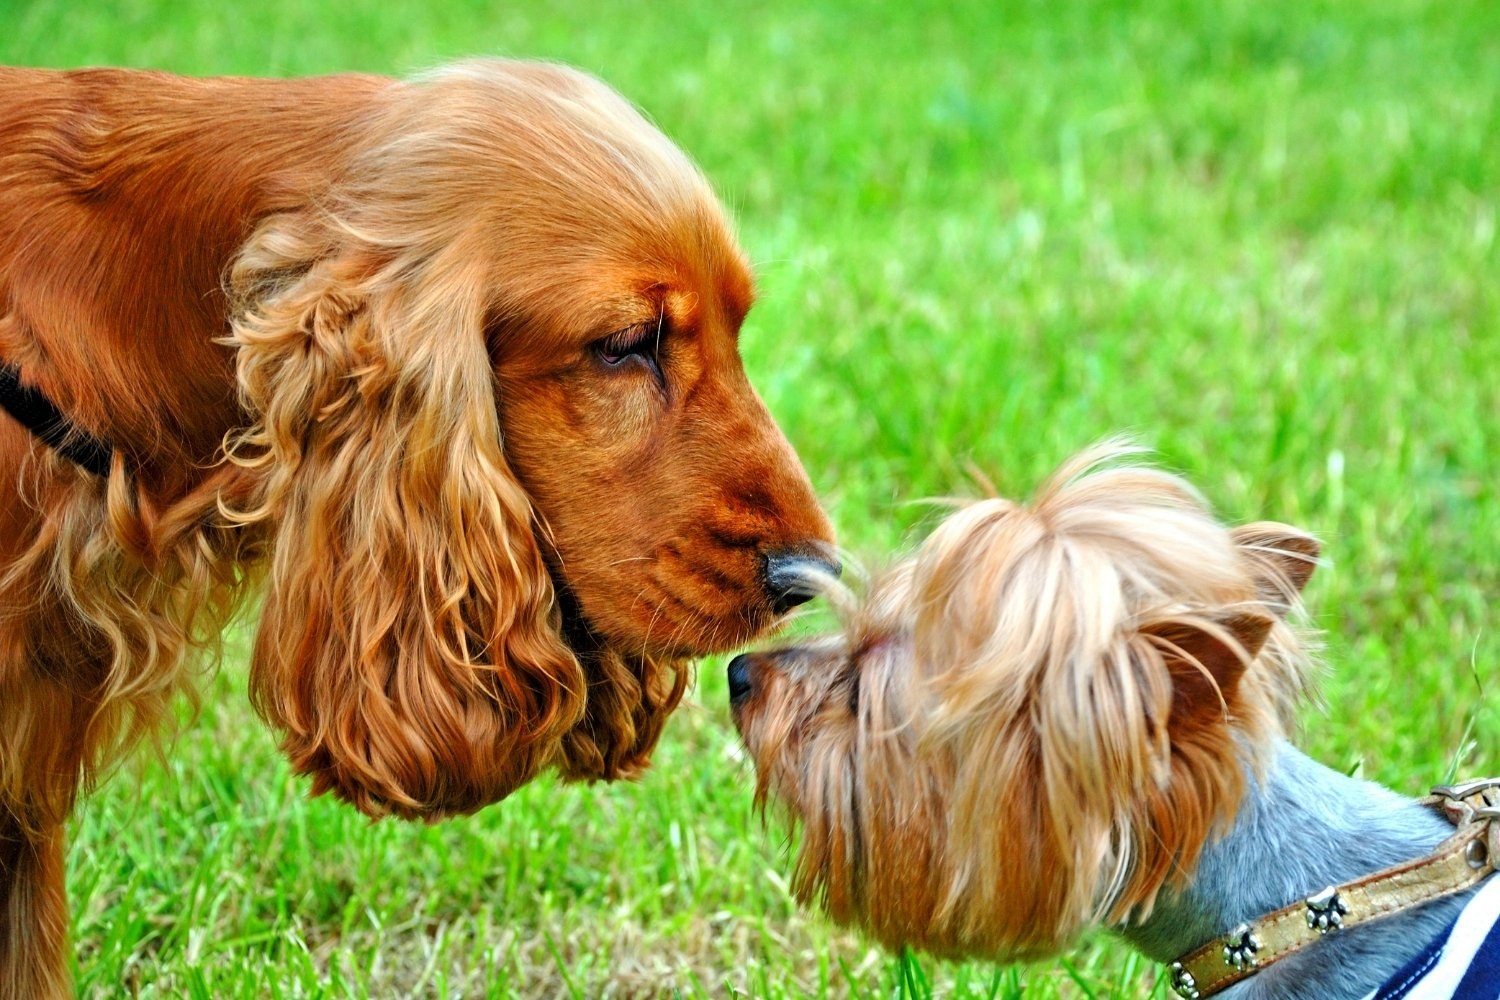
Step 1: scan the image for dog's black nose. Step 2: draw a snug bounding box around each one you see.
[763,549,841,616]
[727,654,754,707]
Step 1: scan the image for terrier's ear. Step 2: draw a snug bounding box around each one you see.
[1147,612,1275,722]
[1232,522,1321,610]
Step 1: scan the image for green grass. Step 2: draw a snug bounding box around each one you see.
[5,0,1497,995]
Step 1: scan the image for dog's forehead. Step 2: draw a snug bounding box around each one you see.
[621,201,755,331]
[520,229,752,346]
[799,632,852,662]
[477,239,752,361]
[763,633,856,685]
[538,274,743,347]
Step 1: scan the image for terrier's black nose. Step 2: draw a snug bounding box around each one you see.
[727,654,753,707]
[763,549,842,616]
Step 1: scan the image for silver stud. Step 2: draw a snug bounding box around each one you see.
[1222,923,1261,970]
[1168,962,1201,999]
[1305,886,1350,933]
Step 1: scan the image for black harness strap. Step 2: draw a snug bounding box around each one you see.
[0,363,114,477]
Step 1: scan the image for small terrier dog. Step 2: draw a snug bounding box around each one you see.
[730,443,1497,999]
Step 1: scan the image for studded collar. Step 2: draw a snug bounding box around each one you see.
[1165,778,1500,999]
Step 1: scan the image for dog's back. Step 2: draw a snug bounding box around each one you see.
[0,67,391,998]
[0,67,388,466]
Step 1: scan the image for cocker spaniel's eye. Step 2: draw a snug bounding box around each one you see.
[594,322,665,385]
[596,324,654,365]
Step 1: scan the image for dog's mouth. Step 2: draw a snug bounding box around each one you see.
[544,568,692,782]
[547,565,737,660]
[550,569,613,660]
[538,530,842,662]
[555,570,792,660]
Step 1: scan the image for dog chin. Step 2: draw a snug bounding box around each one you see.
[570,585,779,660]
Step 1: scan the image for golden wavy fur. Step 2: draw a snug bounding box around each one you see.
[0,59,832,998]
[731,443,1317,959]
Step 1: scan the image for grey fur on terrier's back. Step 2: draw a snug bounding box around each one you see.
[1124,741,1474,1000]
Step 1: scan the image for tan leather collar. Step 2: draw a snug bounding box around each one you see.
[1165,778,1500,999]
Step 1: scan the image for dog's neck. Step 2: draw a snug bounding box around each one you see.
[1120,740,1474,1000]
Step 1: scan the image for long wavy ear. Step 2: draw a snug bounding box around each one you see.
[554,647,689,783]
[225,234,586,819]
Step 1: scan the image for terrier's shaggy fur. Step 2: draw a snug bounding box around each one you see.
[731,443,1485,999]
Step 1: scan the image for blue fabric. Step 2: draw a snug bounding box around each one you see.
[1452,912,1500,998]
[1365,876,1500,999]
[1371,922,1454,1000]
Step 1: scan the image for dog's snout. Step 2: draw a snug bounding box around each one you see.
[763,549,842,616]
[727,654,754,707]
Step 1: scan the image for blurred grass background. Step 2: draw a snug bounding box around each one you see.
[3,0,1496,995]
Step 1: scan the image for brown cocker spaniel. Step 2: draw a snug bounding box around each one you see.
[0,59,834,998]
